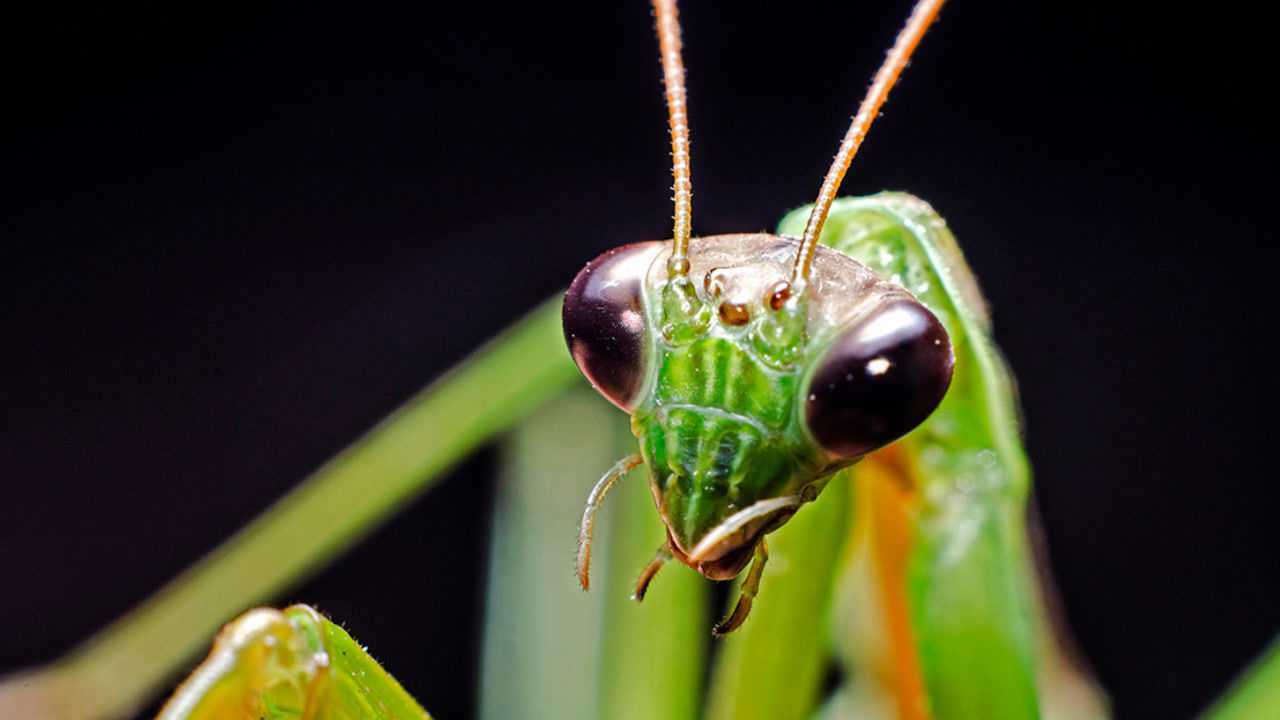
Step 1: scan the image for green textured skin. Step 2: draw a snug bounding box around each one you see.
[301,609,433,719]
[632,329,829,554]
[158,604,431,720]
[780,193,1041,719]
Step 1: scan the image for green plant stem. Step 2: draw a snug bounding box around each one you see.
[0,297,576,720]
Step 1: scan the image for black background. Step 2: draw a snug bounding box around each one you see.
[2,1,1276,718]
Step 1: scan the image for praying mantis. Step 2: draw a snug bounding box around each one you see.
[2,0,1277,718]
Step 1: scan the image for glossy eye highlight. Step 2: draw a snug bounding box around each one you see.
[562,242,663,411]
[804,299,954,459]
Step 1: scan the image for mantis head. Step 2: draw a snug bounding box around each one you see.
[561,0,950,634]
[563,234,954,582]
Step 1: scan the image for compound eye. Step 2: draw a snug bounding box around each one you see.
[563,242,663,411]
[804,299,954,459]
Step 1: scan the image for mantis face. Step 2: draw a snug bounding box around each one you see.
[563,233,953,605]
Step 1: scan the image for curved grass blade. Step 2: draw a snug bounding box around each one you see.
[0,298,576,719]
[158,604,430,719]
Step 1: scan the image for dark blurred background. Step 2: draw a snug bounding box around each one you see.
[1,1,1275,717]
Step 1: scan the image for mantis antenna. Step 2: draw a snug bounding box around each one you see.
[790,0,947,290]
[652,0,694,279]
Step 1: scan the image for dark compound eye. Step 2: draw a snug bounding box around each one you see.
[804,299,954,459]
[563,242,663,411]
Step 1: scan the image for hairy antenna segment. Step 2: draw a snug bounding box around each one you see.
[652,0,694,277]
[791,0,947,289]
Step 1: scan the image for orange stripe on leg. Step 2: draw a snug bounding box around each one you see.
[861,445,929,720]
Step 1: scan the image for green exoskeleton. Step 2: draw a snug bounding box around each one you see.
[156,605,430,720]
[567,0,956,637]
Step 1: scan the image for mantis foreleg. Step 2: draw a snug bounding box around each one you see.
[633,544,674,601]
[712,539,770,637]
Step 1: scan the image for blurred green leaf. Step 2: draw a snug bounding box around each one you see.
[481,387,707,720]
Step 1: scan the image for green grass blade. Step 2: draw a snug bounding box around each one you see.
[597,433,709,720]
[0,297,576,720]
[479,388,620,719]
[480,386,708,720]
[705,473,850,720]
[1203,637,1280,719]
